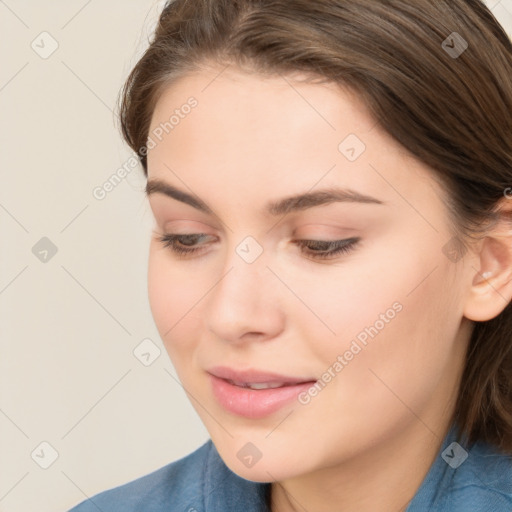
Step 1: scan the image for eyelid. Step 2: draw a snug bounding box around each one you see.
[156,231,360,261]
[159,219,218,231]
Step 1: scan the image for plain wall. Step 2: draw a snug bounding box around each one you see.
[1,1,511,511]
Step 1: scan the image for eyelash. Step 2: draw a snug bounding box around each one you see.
[156,233,360,260]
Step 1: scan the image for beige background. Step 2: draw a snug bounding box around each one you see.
[1,1,511,511]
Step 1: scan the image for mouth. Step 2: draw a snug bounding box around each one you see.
[206,365,316,387]
[225,379,314,390]
[207,367,318,419]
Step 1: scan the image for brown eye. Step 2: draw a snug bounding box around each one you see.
[157,233,212,256]
[294,237,360,260]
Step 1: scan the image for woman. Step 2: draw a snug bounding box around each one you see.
[68,0,512,510]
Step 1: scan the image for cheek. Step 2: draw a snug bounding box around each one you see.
[299,237,461,410]
[147,246,204,357]
[284,245,405,360]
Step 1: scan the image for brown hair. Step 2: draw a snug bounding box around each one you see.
[118,0,512,453]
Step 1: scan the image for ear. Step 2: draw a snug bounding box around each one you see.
[463,198,512,322]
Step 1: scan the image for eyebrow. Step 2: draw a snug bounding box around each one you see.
[145,178,384,216]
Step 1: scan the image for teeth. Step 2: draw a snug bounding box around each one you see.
[229,380,287,390]
[247,382,285,390]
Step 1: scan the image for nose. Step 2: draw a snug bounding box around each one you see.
[205,246,285,344]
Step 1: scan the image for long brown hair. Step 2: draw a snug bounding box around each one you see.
[118,0,512,453]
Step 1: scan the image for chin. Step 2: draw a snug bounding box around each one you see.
[212,440,298,483]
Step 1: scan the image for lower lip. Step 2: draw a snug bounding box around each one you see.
[209,374,317,419]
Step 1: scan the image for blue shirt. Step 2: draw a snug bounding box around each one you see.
[68,423,512,511]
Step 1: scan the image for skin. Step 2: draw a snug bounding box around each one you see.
[145,64,512,512]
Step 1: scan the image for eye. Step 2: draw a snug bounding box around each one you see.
[156,232,360,261]
[156,232,212,256]
[293,237,360,260]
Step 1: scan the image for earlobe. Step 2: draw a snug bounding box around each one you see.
[463,208,512,322]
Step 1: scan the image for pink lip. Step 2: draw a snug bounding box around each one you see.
[207,366,317,419]
[207,365,315,385]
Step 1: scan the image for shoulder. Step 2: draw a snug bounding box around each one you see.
[447,437,512,509]
[67,440,212,512]
[408,426,512,511]
[67,439,269,512]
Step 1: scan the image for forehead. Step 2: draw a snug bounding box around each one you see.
[149,66,376,141]
[146,65,447,226]
[147,66,384,180]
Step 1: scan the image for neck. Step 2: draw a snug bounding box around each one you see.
[268,416,454,512]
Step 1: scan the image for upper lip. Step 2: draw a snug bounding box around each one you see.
[207,365,317,385]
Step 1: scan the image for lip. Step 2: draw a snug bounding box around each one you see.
[207,365,316,385]
[207,366,317,419]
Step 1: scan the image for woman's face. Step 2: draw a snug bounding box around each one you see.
[146,65,474,482]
